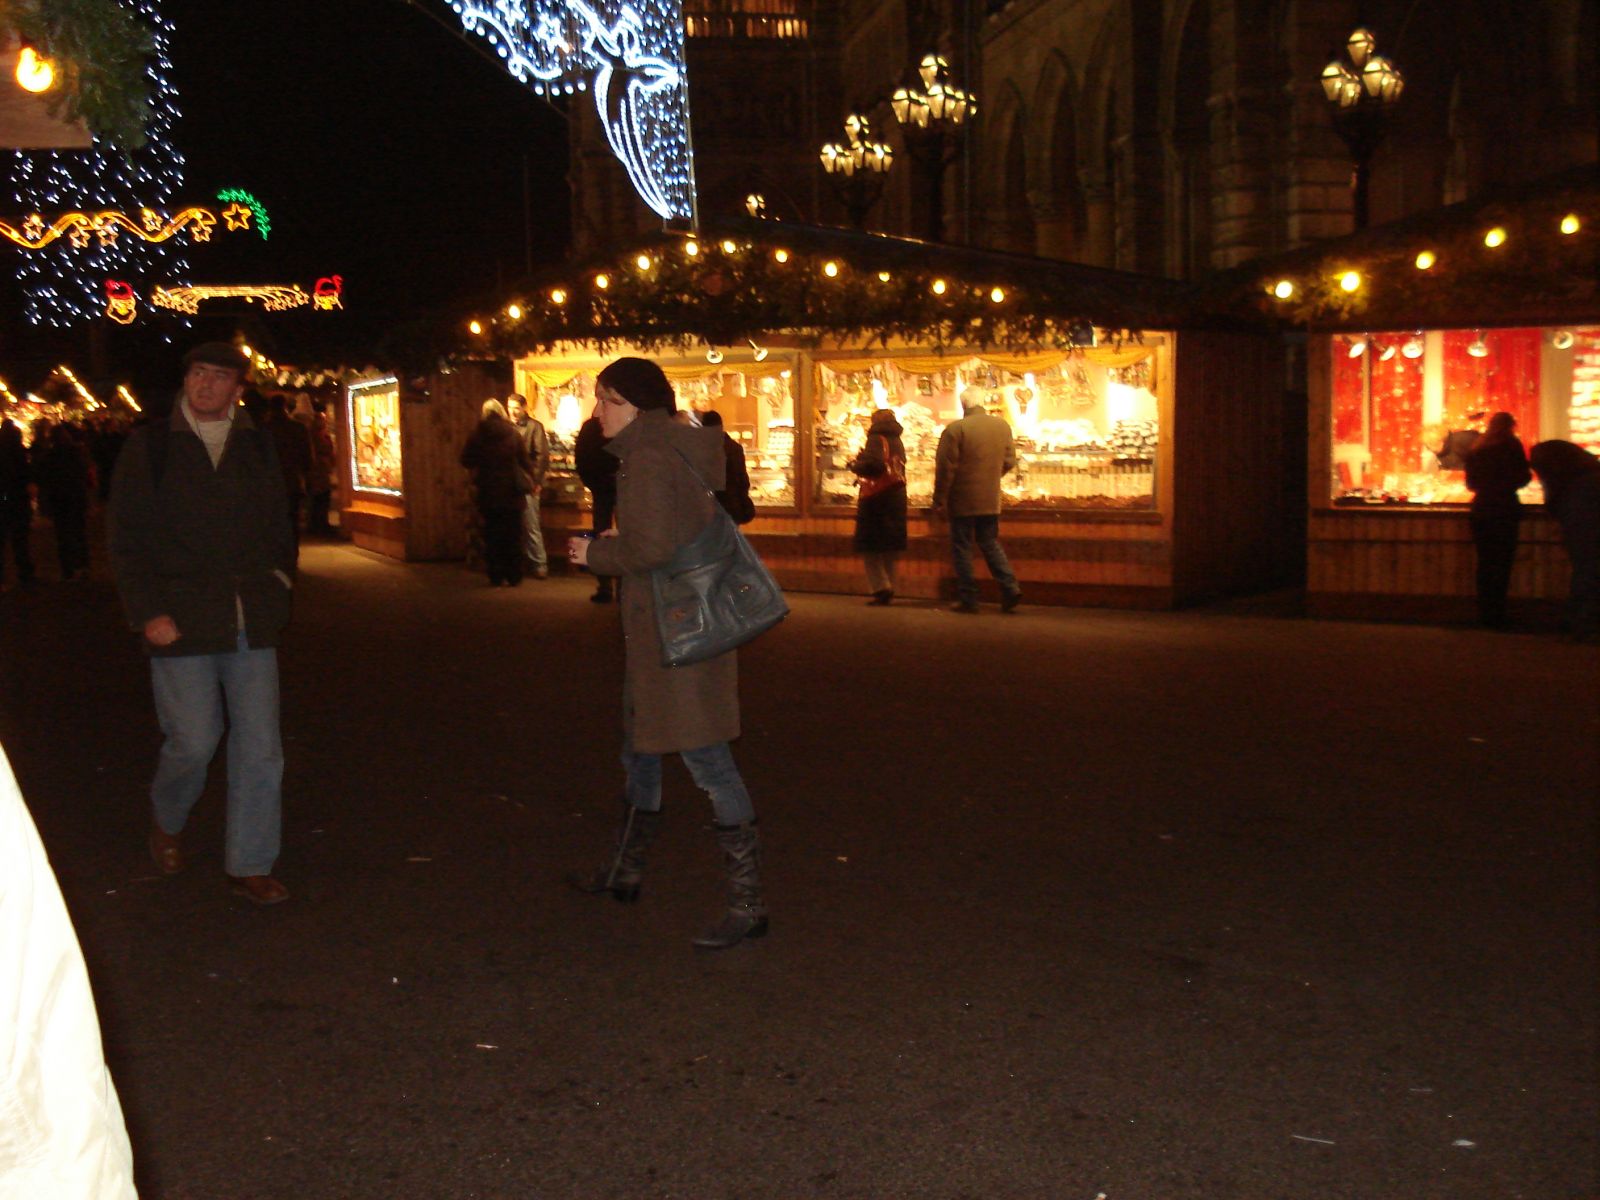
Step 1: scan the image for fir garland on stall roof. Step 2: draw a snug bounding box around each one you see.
[3,0,154,150]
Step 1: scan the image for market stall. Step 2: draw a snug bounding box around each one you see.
[1235,164,1599,623]
[445,222,1293,608]
[337,365,493,561]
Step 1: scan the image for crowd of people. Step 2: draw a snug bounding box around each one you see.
[0,387,338,597]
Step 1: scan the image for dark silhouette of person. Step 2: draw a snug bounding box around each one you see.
[459,399,535,587]
[700,410,754,525]
[32,421,93,581]
[575,408,620,602]
[0,418,34,589]
[1464,411,1531,629]
[1530,439,1600,641]
[263,394,313,539]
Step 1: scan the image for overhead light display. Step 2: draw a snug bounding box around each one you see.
[216,188,271,239]
[8,0,189,328]
[151,283,316,314]
[447,0,697,224]
[0,206,226,250]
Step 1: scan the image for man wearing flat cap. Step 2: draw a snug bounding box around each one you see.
[108,342,297,904]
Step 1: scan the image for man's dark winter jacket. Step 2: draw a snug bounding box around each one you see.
[108,405,297,657]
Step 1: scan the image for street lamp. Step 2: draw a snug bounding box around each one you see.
[819,112,894,229]
[1320,26,1404,230]
[889,53,976,241]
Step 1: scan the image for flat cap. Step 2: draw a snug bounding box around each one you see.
[183,341,249,374]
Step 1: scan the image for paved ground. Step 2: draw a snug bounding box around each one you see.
[2,536,1596,1200]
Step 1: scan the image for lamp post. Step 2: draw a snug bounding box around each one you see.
[1320,26,1404,230]
[818,112,894,229]
[889,53,976,241]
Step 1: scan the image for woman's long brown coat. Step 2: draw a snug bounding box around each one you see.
[584,410,739,754]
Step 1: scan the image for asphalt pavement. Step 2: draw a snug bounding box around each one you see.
[1,537,1595,1200]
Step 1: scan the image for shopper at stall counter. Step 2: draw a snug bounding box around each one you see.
[850,406,908,604]
[700,410,755,525]
[108,341,297,906]
[1530,439,1600,641]
[566,356,769,950]
[1464,411,1531,629]
[574,408,619,602]
[507,394,550,578]
[460,399,536,588]
[931,387,1022,614]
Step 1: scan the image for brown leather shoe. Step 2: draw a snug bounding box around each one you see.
[229,875,290,905]
[148,827,183,874]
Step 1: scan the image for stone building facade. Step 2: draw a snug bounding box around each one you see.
[569,0,1597,278]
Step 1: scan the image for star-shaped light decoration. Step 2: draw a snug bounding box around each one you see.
[94,219,121,246]
[21,214,45,241]
[221,203,253,232]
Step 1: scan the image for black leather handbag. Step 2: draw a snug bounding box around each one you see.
[651,450,789,668]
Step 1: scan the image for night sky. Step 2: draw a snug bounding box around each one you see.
[4,0,572,392]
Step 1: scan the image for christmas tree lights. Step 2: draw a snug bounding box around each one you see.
[9,0,187,327]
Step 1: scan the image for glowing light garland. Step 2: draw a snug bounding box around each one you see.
[0,205,221,249]
[8,0,188,329]
[150,283,314,314]
[448,0,696,223]
[217,187,270,239]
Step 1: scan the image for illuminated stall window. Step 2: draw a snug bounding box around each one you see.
[348,377,402,496]
[813,348,1161,510]
[1328,325,1597,505]
[520,358,798,509]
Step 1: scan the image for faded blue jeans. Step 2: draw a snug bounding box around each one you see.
[949,514,1019,605]
[622,742,755,825]
[149,631,283,877]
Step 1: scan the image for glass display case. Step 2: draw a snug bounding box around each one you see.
[1328,325,1599,506]
[812,352,1160,510]
[347,376,402,496]
[519,359,798,510]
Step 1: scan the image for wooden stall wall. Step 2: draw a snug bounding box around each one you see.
[399,367,496,561]
[1170,329,1297,604]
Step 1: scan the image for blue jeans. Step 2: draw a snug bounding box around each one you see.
[522,492,547,571]
[950,514,1018,605]
[622,742,755,825]
[149,632,283,876]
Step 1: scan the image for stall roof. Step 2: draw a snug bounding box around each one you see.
[463,219,1239,359]
[1205,163,1599,332]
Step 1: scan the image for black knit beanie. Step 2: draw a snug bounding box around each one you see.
[596,357,676,412]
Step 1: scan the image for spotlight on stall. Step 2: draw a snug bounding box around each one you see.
[1272,279,1295,300]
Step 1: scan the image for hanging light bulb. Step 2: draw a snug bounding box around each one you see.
[1559,214,1581,235]
[1339,271,1362,293]
[706,348,724,364]
[684,240,699,257]
[1483,226,1506,248]
[748,339,769,362]
[1378,341,1397,361]
[15,46,55,93]
[468,320,483,336]
[1414,250,1436,270]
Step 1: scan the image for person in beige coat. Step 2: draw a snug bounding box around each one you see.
[566,357,767,950]
[932,387,1022,613]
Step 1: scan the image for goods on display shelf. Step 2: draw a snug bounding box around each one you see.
[348,377,402,495]
[1328,325,1595,505]
[520,359,798,509]
[812,352,1160,510]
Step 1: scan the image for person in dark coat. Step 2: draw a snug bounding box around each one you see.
[0,418,34,589]
[32,421,93,581]
[1464,411,1532,629]
[108,341,298,906]
[699,410,755,525]
[574,409,620,602]
[263,393,313,539]
[459,399,534,587]
[850,407,908,604]
[1530,439,1600,641]
[566,357,768,951]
